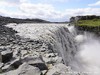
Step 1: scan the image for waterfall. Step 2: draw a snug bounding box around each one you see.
[6,23,100,75]
[6,23,77,66]
[71,31,100,75]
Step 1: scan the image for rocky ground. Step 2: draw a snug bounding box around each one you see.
[0,23,84,75]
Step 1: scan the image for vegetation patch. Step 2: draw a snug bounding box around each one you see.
[76,19,100,27]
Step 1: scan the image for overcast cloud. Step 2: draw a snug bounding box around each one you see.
[0,0,100,22]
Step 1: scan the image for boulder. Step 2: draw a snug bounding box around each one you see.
[46,63,73,75]
[1,63,42,75]
[1,50,13,63]
[22,55,48,71]
[10,58,22,69]
[2,58,22,72]
[17,63,42,75]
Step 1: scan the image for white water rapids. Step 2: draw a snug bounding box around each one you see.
[6,23,100,75]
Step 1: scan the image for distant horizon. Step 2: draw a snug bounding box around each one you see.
[0,0,100,22]
[1,14,100,23]
[0,15,69,22]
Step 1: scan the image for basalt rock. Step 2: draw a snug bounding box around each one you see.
[75,25,100,35]
[1,50,13,63]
